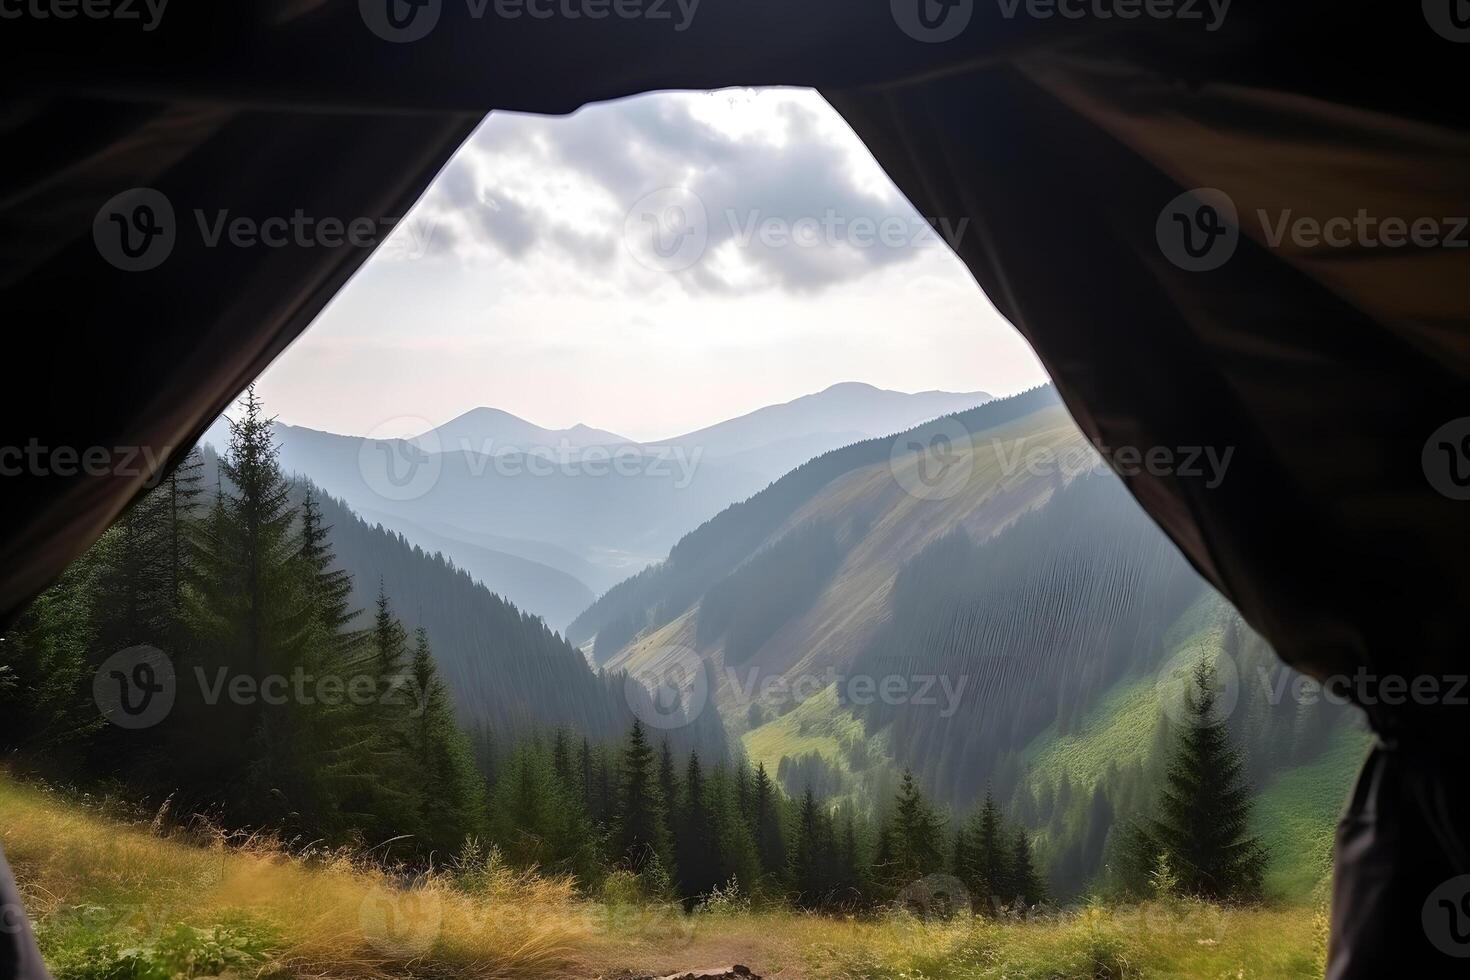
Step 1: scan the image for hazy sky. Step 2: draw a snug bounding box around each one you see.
[252,88,1046,442]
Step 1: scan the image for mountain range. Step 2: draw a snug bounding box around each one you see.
[198,383,991,628]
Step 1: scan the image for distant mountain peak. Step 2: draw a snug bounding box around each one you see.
[661,382,994,459]
[426,407,632,452]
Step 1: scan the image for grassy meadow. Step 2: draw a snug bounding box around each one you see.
[1,775,1330,980]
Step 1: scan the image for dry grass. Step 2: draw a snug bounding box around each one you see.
[1,778,590,978]
[2,776,1328,979]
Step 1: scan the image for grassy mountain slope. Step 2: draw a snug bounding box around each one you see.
[568,385,1064,650]
[1253,723,1370,899]
[579,386,1362,897]
[1015,590,1364,900]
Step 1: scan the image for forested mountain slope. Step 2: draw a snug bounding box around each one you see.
[577,387,1362,897]
[195,446,728,763]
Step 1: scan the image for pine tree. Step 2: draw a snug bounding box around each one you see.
[160,447,204,628]
[1127,656,1266,900]
[877,769,946,892]
[658,737,681,849]
[751,762,786,881]
[959,790,1009,913]
[552,727,575,793]
[0,551,102,754]
[90,492,168,652]
[297,487,360,644]
[218,386,302,678]
[183,388,322,826]
[676,751,717,900]
[1010,827,1045,907]
[405,626,483,852]
[831,802,867,907]
[371,583,410,682]
[576,735,597,821]
[488,735,598,880]
[708,763,760,898]
[788,787,831,907]
[612,720,673,875]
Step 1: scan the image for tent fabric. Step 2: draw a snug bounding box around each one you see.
[1,3,1467,976]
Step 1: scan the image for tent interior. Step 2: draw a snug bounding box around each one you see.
[2,3,1467,977]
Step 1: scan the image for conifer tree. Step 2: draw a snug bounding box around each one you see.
[297,487,360,645]
[576,735,597,821]
[676,750,717,900]
[0,552,102,754]
[90,494,168,652]
[1011,827,1045,906]
[1127,656,1266,900]
[371,584,410,682]
[552,727,575,795]
[406,626,483,852]
[788,787,830,907]
[831,802,867,907]
[877,769,946,892]
[751,762,786,880]
[657,737,681,850]
[612,720,673,875]
[734,759,754,826]
[708,763,760,898]
[959,790,1010,913]
[160,447,204,626]
[185,388,321,825]
[490,739,594,876]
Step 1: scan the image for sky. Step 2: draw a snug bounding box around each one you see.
[251,87,1047,443]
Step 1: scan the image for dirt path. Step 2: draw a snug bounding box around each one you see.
[624,969,761,980]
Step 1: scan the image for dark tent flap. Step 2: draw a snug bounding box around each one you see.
[2,3,1468,712]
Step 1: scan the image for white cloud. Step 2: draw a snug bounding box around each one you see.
[254,88,1047,440]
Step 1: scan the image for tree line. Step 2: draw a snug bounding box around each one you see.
[499,661,1263,911]
[471,715,1048,913]
[0,387,482,854]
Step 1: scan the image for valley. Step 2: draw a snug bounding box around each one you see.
[2,381,1365,979]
